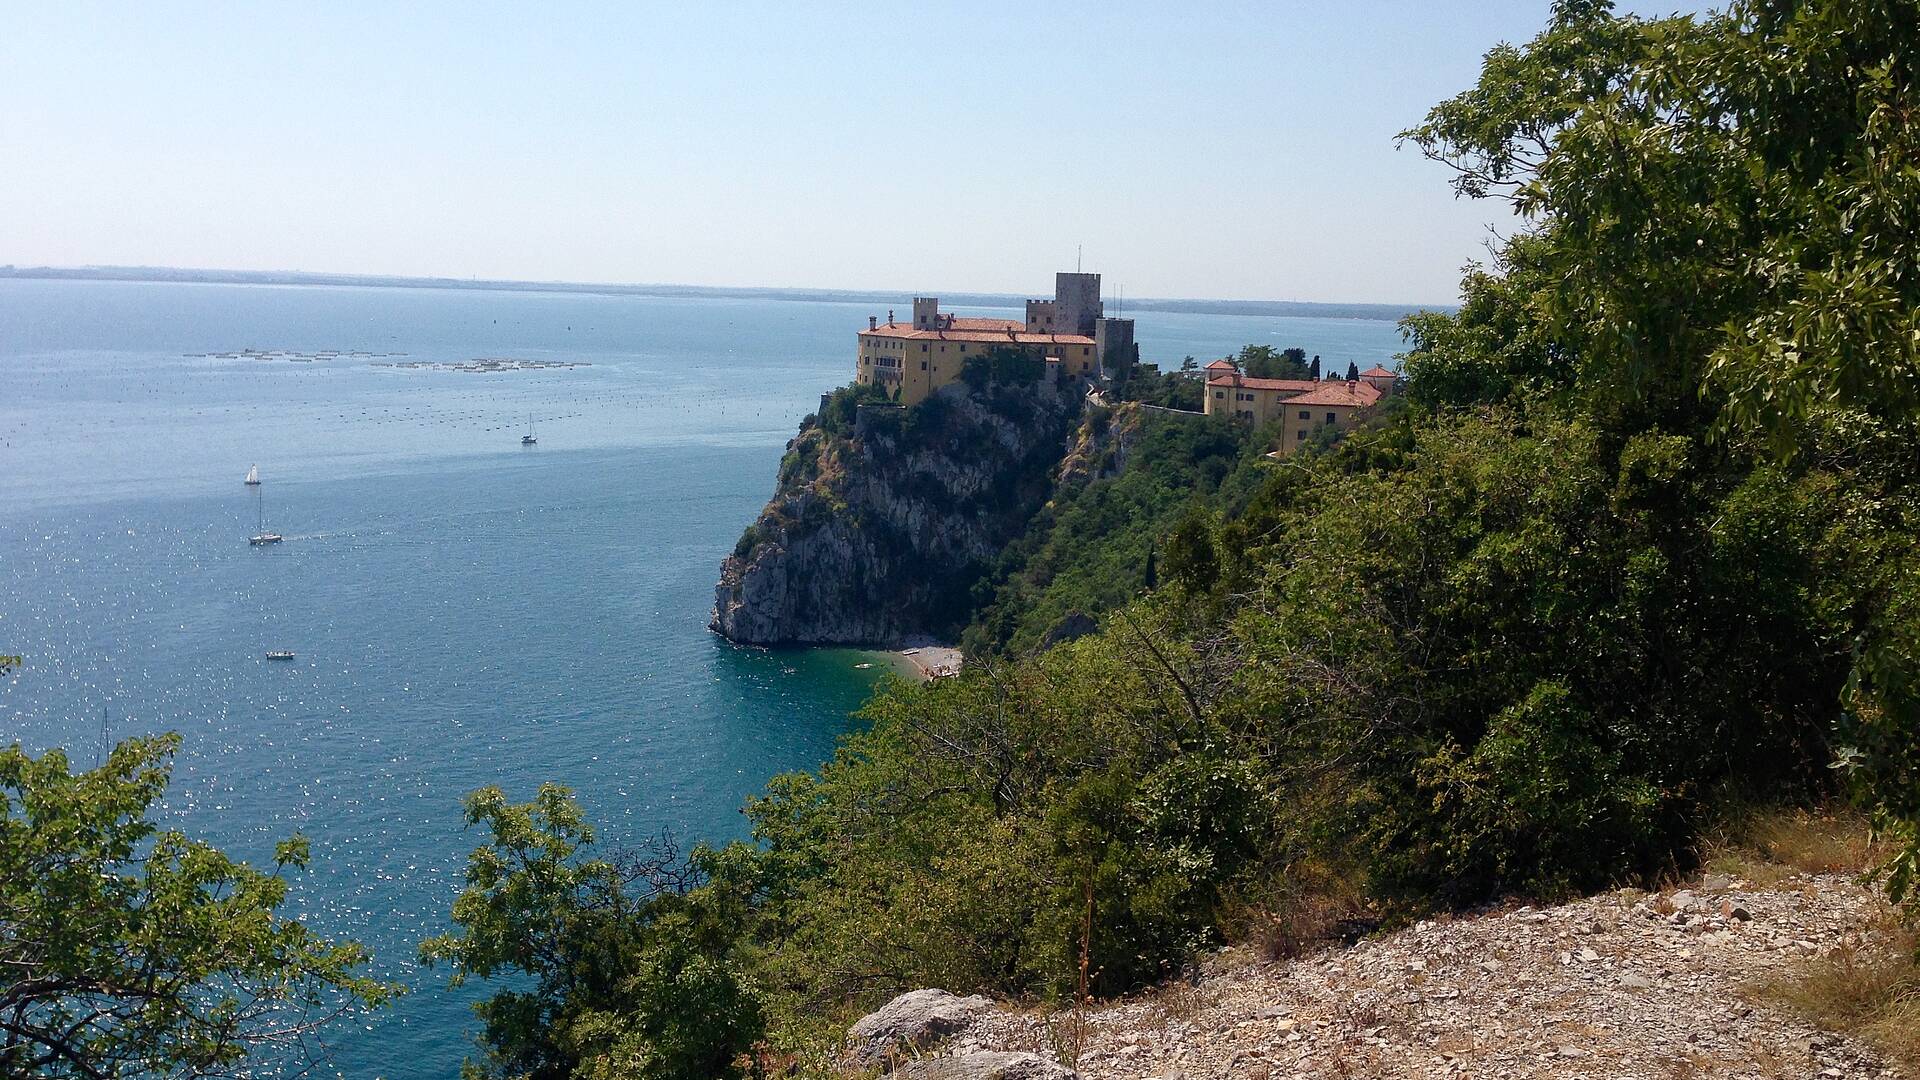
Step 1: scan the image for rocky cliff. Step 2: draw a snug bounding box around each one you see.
[711,376,1089,647]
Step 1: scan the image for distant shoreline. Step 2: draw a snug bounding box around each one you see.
[0,265,1449,323]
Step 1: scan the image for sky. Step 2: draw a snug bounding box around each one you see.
[1,1,1694,305]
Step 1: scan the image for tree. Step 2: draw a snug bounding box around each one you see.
[0,735,392,1079]
[1308,357,1321,380]
[1345,361,1359,382]
[1402,0,1920,920]
[1161,511,1219,593]
[1238,346,1310,380]
[421,784,762,1080]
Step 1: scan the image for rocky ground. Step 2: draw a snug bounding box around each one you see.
[847,872,1909,1079]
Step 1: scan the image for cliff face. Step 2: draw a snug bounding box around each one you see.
[711,378,1087,647]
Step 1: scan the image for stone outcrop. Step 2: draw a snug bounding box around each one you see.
[712,379,1088,647]
[844,989,995,1071]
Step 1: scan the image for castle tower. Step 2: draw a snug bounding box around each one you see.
[1094,317,1135,375]
[1053,272,1103,337]
[912,297,940,330]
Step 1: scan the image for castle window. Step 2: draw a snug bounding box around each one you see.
[1326,412,1337,423]
[1297,430,1307,441]
[1298,410,1310,419]
[921,361,928,370]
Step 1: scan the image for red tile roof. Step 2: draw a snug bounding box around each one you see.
[861,321,1094,346]
[1360,365,1396,378]
[1287,381,1383,407]
[1204,358,1238,371]
[1205,374,1321,393]
[946,317,1026,332]
[1205,373,1385,407]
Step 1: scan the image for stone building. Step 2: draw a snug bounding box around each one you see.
[1204,360,1398,454]
[856,272,1136,406]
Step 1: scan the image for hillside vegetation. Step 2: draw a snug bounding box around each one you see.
[11,2,1915,1078]
[422,2,1920,1074]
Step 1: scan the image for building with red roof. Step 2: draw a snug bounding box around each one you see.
[1204,361,1396,454]
[856,273,1134,406]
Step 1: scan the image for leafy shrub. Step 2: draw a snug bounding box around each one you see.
[422,785,763,1080]
[816,383,893,438]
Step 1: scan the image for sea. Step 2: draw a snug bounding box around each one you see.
[0,276,1407,1078]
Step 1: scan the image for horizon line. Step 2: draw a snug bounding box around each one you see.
[0,263,1455,318]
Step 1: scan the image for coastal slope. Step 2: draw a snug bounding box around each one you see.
[847,869,1905,1079]
[712,375,1086,647]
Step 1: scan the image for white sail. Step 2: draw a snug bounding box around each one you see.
[245,464,259,484]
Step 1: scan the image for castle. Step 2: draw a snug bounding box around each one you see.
[1201,359,1397,453]
[856,272,1135,406]
[854,271,1396,456]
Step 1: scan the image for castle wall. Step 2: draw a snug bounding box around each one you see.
[1094,317,1135,376]
[1025,299,1057,333]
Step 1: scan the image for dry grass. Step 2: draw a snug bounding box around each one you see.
[1750,921,1920,1072]
[1224,857,1376,962]
[1703,806,1888,885]
[1146,975,1213,1024]
[1039,1005,1094,1068]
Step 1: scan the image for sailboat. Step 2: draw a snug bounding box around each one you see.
[521,413,537,445]
[248,488,283,545]
[244,464,261,486]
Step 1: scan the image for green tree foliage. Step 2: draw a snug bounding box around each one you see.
[1159,510,1219,593]
[810,383,893,438]
[1236,345,1311,381]
[1401,0,1920,920]
[1238,415,1846,904]
[715,627,1263,1011]
[1105,350,1202,411]
[421,785,762,1080]
[0,735,392,1078]
[963,408,1260,655]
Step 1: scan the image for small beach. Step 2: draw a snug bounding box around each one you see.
[897,645,963,680]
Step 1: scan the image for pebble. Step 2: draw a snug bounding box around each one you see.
[940,872,1897,1080]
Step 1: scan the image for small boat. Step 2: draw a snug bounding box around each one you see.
[244,464,261,486]
[521,413,537,445]
[249,488,283,545]
[265,650,295,661]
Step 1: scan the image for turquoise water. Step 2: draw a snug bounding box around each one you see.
[0,278,1405,1077]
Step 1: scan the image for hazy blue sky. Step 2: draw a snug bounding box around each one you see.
[2,2,1689,304]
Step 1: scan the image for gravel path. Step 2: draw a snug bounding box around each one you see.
[943,874,1907,1079]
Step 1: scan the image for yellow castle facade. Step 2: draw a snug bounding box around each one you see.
[856,272,1134,406]
[1202,359,1399,454]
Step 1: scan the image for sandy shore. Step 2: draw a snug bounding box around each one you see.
[897,645,963,680]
